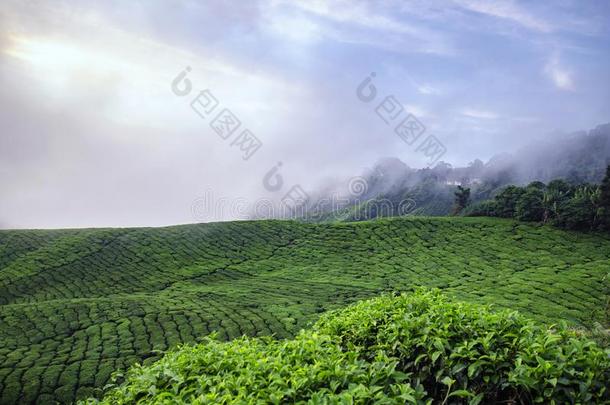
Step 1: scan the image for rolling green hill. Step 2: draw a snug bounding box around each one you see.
[0,217,609,404]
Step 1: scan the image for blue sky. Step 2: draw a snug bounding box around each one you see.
[1,0,609,228]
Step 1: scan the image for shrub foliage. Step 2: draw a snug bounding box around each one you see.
[84,290,610,404]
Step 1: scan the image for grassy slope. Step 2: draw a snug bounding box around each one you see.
[0,217,609,404]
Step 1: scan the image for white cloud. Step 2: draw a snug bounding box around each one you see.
[459,108,499,119]
[416,84,441,95]
[264,11,323,43]
[403,104,433,119]
[267,0,454,55]
[453,0,552,33]
[275,0,415,34]
[544,54,574,91]
[1,4,307,133]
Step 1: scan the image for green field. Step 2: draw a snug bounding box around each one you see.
[0,217,609,404]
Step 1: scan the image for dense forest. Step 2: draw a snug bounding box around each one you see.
[461,165,610,231]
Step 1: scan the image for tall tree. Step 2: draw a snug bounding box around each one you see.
[494,186,525,218]
[452,186,471,215]
[516,187,545,222]
[598,165,610,229]
[559,185,599,230]
[542,179,572,224]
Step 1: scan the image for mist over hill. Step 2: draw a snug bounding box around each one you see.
[307,123,610,220]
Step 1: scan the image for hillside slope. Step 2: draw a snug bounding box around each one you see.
[0,217,609,403]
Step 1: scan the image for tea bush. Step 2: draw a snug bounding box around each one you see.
[84,290,610,404]
[315,290,610,404]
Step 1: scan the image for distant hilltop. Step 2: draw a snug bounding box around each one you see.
[305,123,610,220]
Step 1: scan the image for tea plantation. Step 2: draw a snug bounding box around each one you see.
[0,217,609,404]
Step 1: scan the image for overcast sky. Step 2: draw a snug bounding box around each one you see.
[1,0,609,229]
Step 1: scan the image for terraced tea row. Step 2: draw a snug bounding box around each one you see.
[0,217,609,403]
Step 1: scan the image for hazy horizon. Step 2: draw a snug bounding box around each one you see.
[1,0,609,229]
